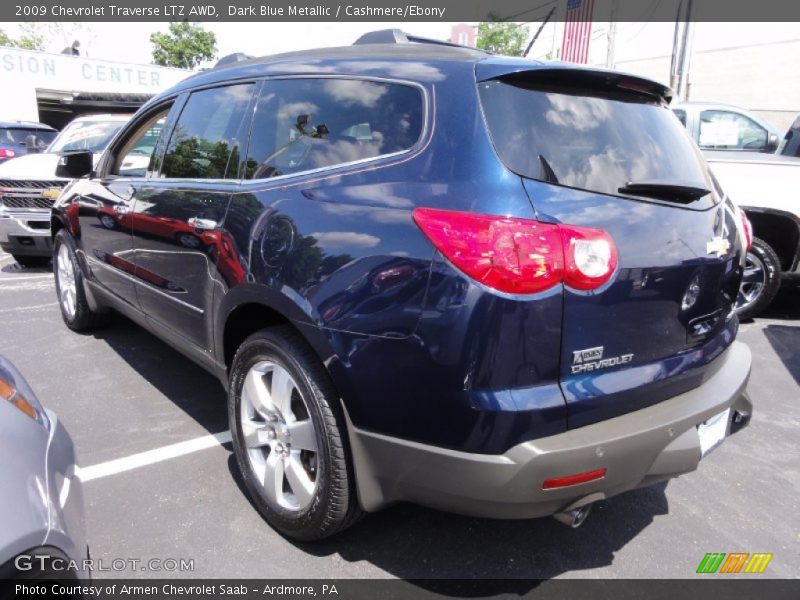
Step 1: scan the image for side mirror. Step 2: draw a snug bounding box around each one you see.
[766,133,780,153]
[56,150,93,178]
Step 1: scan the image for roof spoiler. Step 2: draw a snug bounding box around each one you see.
[476,61,674,104]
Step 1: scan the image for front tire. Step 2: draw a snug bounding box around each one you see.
[228,326,362,541]
[736,237,781,320]
[53,230,108,331]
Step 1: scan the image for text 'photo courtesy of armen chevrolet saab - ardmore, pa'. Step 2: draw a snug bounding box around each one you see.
[0,0,799,598]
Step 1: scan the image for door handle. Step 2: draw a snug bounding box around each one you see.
[188,217,218,230]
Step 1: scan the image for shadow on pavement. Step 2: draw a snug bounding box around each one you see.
[763,324,800,386]
[90,316,229,435]
[760,283,800,321]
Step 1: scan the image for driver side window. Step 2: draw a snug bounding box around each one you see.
[111,108,170,178]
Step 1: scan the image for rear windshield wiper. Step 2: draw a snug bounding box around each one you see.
[539,155,560,184]
[617,180,711,203]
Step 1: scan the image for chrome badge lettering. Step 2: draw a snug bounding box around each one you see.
[571,346,634,374]
[706,236,731,258]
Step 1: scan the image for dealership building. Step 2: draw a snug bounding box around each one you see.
[1,47,190,129]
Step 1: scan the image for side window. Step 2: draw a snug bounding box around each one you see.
[698,110,768,150]
[161,84,254,179]
[243,78,424,179]
[111,109,169,178]
[672,109,687,127]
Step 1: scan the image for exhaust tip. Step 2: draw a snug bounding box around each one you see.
[553,504,592,528]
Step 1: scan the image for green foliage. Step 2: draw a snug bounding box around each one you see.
[150,22,217,70]
[476,13,530,57]
[0,24,45,50]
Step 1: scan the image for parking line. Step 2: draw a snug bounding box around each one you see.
[77,430,233,482]
[0,274,54,282]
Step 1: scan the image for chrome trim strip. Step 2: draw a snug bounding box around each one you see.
[86,256,204,315]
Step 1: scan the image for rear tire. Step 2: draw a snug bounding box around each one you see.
[736,237,781,320]
[12,254,50,268]
[228,325,362,541]
[53,230,108,332]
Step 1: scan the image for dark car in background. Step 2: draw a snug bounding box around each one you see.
[51,30,752,541]
[0,121,57,164]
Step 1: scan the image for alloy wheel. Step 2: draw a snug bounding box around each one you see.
[239,361,319,511]
[736,252,766,312]
[57,244,77,318]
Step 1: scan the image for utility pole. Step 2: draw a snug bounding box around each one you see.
[606,0,618,69]
[672,0,696,101]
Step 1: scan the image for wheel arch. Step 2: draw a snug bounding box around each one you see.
[216,286,356,412]
[742,206,800,271]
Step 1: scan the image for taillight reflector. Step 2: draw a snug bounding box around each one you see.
[542,468,607,490]
[739,210,753,251]
[412,208,618,294]
[0,149,16,159]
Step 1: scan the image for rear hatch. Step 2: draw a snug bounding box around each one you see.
[477,63,746,428]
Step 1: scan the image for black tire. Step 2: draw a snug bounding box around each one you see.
[736,237,782,320]
[53,229,109,332]
[12,254,51,268]
[228,325,362,541]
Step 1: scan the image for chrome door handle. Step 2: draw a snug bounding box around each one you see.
[187,217,217,230]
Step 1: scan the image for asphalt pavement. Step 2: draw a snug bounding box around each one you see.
[0,248,798,580]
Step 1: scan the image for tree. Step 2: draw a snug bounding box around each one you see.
[0,24,45,50]
[476,13,530,57]
[150,22,217,70]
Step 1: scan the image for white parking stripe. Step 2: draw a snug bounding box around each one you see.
[0,274,53,282]
[0,302,57,314]
[77,430,233,482]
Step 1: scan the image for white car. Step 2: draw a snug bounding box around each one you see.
[0,114,132,268]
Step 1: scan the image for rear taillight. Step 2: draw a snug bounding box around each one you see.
[412,208,618,295]
[0,149,16,159]
[739,210,753,251]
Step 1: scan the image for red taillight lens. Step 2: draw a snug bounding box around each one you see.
[0,149,16,159]
[739,210,752,251]
[412,208,618,294]
[542,468,607,490]
[412,208,564,294]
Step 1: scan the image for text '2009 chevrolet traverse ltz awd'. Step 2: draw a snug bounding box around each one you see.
[50,30,752,540]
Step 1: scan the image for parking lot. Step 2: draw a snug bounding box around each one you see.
[1,247,798,580]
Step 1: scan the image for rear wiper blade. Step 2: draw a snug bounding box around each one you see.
[539,155,560,184]
[617,180,711,203]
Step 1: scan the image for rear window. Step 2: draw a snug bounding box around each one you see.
[0,128,56,148]
[479,79,711,198]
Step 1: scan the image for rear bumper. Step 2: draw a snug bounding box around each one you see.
[348,341,752,518]
[0,209,51,256]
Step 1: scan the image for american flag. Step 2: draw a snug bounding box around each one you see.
[561,0,595,64]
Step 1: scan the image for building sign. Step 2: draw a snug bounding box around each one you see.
[0,47,189,94]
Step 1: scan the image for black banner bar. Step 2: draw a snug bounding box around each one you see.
[3,579,800,600]
[3,0,800,23]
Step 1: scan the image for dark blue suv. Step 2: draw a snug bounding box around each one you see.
[51,31,752,540]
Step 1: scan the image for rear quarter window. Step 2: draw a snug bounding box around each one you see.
[243,78,424,179]
[479,78,711,199]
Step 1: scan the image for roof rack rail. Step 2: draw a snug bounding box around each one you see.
[353,29,484,51]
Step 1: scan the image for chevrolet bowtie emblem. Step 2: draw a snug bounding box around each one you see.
[706,236,730,258]
[41,188,62,201]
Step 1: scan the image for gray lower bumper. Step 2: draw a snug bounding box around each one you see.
[0,210,52,256]
[347,341,752,519]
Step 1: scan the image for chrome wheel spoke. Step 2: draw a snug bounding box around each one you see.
[270,366,295,418]
[242,419,270,448]
[263,451,285,506]
[288,419,317,452]
[57,245,77,318]
[285,455,315,507]
[242,368,273,417]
